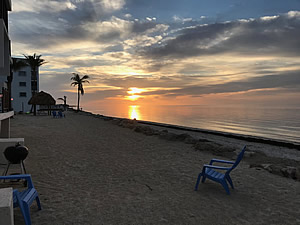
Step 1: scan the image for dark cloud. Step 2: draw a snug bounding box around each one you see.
[144,62,173,72]
[10,10,91,48]
[131,21,158,33]
[96,30,122,43]
[98,74,206,90]
[81,89,127,101]
[167,71,300,97]
[142,12,300,58]
[58,1,99,25]
[10,2,168,49]
[10,0,127,48]
[91,45,124,55]
[95,70,300,98]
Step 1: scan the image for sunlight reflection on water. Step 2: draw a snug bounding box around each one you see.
[129,105,141,120]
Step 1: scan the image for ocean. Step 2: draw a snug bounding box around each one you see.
[88,105,300,144]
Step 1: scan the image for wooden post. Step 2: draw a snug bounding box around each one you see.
[0,118,10,138]
[0,111,13,138]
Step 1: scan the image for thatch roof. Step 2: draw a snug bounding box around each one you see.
[28,91,56,105]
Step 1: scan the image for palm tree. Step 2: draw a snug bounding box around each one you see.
[57,96,67,111]
[70,73,90,111]
[23,53,47,97]
[8,58,27,110]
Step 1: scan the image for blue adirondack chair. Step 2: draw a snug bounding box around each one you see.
[0,174,42,225]
[52,111,57,118]
[58,111,64,118]
[194,146,247,195]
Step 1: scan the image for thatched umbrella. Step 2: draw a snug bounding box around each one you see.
[28,91,56,115]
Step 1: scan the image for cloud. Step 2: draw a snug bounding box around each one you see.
[80,69,300,99]
[12,0,125,14]
[10,0,129,50]
[9,2,300,108]
[96,69,300,99]
[164,71,300,97]
[172,15,193,23]
[10,8,168,53]
[100,0,125,11]
[142,11,300,59]
[12,0,77,13]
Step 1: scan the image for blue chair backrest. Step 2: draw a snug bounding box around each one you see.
[226,146,246,174]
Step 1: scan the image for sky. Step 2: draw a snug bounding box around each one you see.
[8,0,300,111]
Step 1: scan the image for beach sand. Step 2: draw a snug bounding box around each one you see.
[2,111,300,225]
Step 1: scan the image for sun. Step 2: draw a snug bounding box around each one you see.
[125,87,145,101]
[127,87,144,95]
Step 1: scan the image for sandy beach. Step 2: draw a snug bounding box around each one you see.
[1,111,300,225]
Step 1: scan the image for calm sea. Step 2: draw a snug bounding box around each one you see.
[88,105,300,144]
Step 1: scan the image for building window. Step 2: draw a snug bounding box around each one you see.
[19,92,27,97]
[18,71,27,76]
[19,82,26,87]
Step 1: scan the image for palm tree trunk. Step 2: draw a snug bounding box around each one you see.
[77,88,80,111]
[33,104,36,116]
[30,69,37,114]
[31,69,37,96]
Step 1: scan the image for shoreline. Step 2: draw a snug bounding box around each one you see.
[78,109,300,150]
[76,109,300,181]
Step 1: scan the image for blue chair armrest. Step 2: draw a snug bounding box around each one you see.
[204,164,231,170]
[0,174,34,188]
[209,159,235,165]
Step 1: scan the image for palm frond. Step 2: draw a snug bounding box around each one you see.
[70,81,79,86]
[81,75,90,80]
[23,53,47,68]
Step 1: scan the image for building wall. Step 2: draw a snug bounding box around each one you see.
[0,0,11,112]
[0,0,11,77]
[11,58,40,112]
[0,19,11,77]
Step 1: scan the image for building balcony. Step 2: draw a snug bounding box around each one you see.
[0,18,11,77]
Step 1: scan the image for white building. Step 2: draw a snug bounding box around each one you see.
[0,0,12,112]
[11,58,39,112]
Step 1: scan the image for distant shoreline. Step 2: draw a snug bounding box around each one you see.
[76,109,300,150]
[139,120,300,150]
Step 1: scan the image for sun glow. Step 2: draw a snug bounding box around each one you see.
[125,87,145,101]
[126,95,142,101]
[129,105,141,120]
[127,87,144,95]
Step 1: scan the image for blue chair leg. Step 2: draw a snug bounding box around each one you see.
[36,195,42,210]
[194,173,202,191]
[22,204,31,225]
[201,175,206,183]
[226,175,234,189]
[221,180,230,195]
